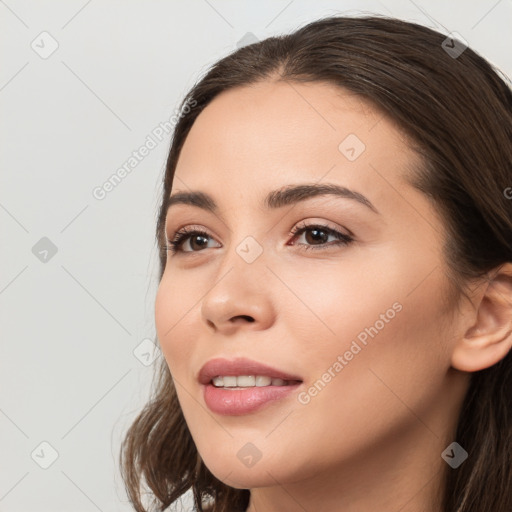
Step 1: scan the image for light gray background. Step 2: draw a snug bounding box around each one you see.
[1,1,511,511]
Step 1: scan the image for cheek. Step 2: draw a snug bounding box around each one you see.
[154,272,199,375]
[269,299,448,482]
[286,254,452,406]
[272,254,400,351]
[295,265,452,432]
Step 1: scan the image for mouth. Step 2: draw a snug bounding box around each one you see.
[210,375,302,388]
[198,356,303,386]
[198,357,303,415]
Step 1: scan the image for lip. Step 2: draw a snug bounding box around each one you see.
[198,357,303,385]
[199,357,303,416]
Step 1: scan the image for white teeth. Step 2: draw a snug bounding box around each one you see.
[255,376,272,386]
[211,375,290,388]
[212,376,224,387]
[237,375,255,386]
[223,376,238,387]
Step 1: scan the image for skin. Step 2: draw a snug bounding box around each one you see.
[154,80,512,512]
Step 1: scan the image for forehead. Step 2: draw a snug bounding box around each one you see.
[173,80,419,211]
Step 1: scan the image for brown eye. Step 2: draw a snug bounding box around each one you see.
[166,228,220,254]
[289,223,354,251]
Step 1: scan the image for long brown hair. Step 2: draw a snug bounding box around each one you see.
[120,14,512,512]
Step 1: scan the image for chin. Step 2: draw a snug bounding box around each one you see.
[208,465,277,490]
[200,447,308,491]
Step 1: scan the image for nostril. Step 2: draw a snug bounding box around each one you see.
[235,315,254,322]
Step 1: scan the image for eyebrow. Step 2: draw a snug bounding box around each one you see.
[165,183,379,216]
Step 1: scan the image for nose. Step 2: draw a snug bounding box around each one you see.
[200,259,276,335]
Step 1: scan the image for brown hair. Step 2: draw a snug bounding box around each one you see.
[120,14,512,512]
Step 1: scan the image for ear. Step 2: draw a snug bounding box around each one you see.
[451,263,512,372]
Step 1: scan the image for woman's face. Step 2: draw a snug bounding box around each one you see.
[155,80,468,492]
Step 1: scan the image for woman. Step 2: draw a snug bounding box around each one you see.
[120,15,512,512]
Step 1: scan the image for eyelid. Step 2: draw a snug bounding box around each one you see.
[290,218,354,238]
[165,224,215,242]
[165,218,351,241]
[165,219,354,256]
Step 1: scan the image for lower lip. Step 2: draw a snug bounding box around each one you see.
[203,382,302,415]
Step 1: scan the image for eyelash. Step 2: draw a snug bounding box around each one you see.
[165,221,354,255]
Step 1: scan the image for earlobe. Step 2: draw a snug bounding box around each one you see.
[451,263,512,373]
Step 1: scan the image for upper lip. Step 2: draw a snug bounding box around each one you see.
[198,357,303,385]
